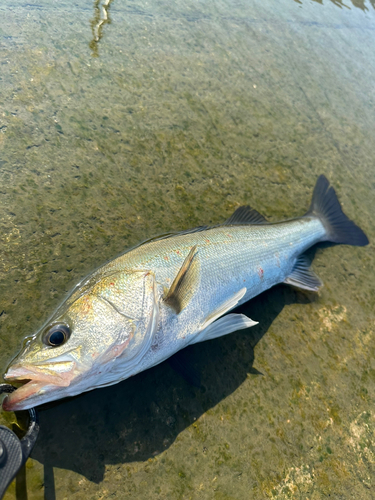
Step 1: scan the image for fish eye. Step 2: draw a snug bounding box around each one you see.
[43,324,71,347]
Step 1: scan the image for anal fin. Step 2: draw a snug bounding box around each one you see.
[284,255,322,292]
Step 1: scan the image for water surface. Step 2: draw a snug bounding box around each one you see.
[0,0,374,498]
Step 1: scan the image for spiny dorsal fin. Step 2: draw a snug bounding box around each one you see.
[137,208,266,249]
[174,226,208,236]
[284,254,322,292]
[225,205,268,225]
[164,245,199,314]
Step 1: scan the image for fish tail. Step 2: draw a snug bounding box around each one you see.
[306,175,369,246]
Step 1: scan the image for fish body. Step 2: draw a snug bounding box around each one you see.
[2,176,368,410]
[108,216,325,368]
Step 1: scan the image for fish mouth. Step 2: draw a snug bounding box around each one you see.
[2,378,48,411]
[2,362,77,411]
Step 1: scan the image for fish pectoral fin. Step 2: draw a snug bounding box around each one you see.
[284,254,323,292]
[191,313,258,345]
[164,245,199,314]
[225,205,268,225]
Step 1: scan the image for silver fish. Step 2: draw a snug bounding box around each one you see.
[2,175,368,410]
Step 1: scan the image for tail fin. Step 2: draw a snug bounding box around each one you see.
[307,175,369,246]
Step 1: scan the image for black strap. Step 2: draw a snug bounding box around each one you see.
[0,384,39,500]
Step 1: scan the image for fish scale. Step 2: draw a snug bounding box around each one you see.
[130,217,327,373]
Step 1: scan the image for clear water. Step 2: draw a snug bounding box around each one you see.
[0,0,374,498]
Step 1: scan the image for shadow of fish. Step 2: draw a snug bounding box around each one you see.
[3,175,369,411]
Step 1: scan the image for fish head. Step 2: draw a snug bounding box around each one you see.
[3,269,159,411]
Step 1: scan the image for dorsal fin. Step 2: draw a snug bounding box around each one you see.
[173,226,208,236]
[128,207,267,252]
[225,205,268,225]
[164,245,199,314]
[139,226,208,246]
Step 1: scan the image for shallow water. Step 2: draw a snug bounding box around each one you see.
[0,0,374,498]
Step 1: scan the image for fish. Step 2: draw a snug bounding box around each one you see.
[2,175,368,411]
